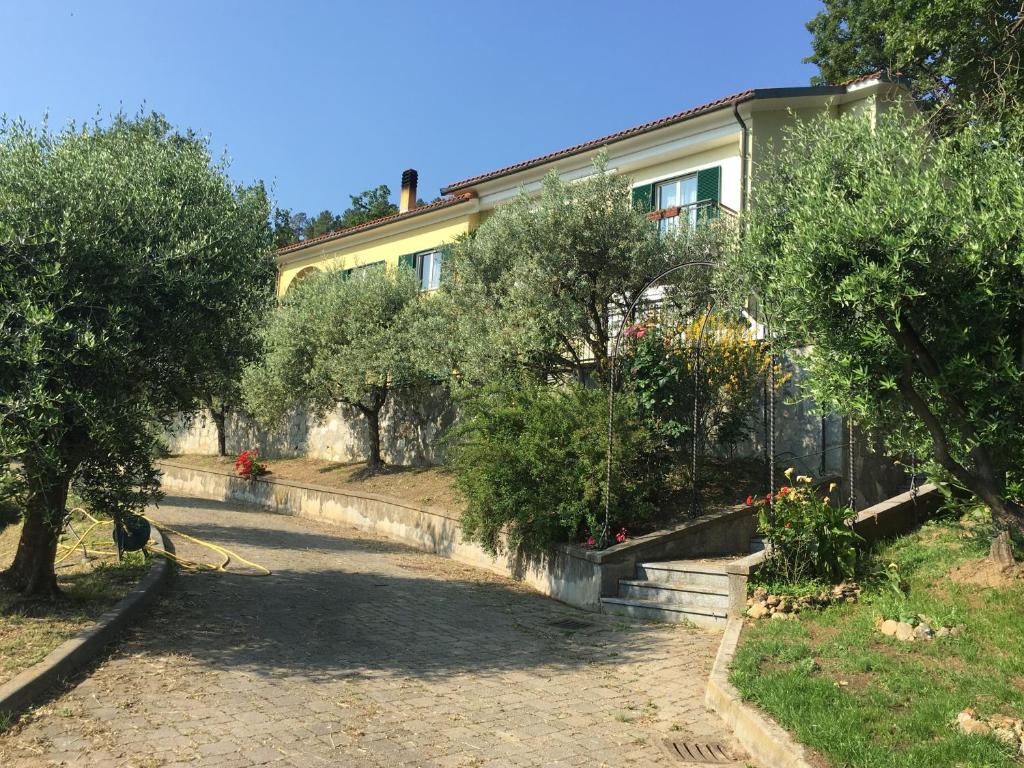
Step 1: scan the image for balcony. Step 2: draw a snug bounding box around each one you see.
[647,199,738,234]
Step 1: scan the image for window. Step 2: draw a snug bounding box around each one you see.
[415,249,442,291]
[655,174,698,233]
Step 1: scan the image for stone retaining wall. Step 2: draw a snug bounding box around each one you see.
[165,385,453,467]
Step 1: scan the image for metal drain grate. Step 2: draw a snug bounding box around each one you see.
[548,618,592,631]
[663,740,735,763]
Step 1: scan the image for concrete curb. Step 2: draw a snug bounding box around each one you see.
[0,525,173,718]
[705,618,815,768]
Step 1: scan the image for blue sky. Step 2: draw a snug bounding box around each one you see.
[1,1,823,215]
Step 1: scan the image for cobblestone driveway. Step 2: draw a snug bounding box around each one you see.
[0,494,744,767]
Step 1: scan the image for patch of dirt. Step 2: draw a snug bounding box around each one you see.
[949,556,1024,588]
[171,454,463,514]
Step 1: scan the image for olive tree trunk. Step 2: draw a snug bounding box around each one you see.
[3,468,72,597]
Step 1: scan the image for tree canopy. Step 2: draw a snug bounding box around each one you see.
[431,155,731,387]
[806,0,1023,128]
[738,109,1024,556]
[271,184,406,248]
[0,113,276,594]
[243,266,429,471]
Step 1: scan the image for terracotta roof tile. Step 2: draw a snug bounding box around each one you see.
[276,192,475,257]
[440,89,757,194]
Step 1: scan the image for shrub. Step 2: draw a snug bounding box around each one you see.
[234,449,267,481]
[622,313,773,459]
[449,379,660,555]
[752,471,862,583]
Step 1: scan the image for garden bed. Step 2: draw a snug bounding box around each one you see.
[0,511,151,687]
[169,453,764,540]
[169,453,463,512]
[730,508,1024,767]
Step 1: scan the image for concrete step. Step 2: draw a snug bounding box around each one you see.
[635,561,730,591]
[617,579,729,610]
[600,597,727,629]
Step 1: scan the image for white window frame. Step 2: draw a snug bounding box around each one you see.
[415,249,442,291]
[655,174,698,234]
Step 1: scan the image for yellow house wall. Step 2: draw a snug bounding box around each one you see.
[277,213,478,295]
[629,142,743,212]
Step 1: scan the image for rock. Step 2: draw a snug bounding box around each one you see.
[950,626,962,638]
[753,587,768,601]
[779,601,793,613]
[894,622,916,641]
[878,619,900,637]
[747,603,769,619]
[771,611,793,620]
[915,622,934,640]
[957,709,991,737]
[935,626,951,639]
[746,597,754,607]
[766,594,780,607]
[988,716,1021,748]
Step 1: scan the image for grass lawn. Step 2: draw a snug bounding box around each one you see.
[0,509,150,688]
[730,508,1024,768]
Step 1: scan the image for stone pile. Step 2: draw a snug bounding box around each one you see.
[875,616,961,642]
[745,583,861,620]
[956,708,1024,757]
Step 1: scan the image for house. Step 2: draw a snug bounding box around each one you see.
[167,72,914,472]
[274,71,913,296]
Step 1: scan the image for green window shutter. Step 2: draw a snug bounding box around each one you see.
[631,183,654,213]
[696,166,721,223]
[342,267,353,281]
[398,253,416,272]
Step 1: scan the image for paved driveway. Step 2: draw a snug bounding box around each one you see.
[0,494,743,767]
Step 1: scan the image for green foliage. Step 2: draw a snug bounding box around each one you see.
[243,266,431,469]
[432,154,731,386]
[754,474,862,583]
[0,112,275,592]
[337,184,399,229]
[271,185,401,249]
[449,379,659,555]
[622,313,771,459]
[738,108,1024,539]
[805,0,1023,130]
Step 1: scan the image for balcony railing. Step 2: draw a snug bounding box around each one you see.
[647,199,737,234]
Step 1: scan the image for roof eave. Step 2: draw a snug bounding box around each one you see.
[439,82,895,195]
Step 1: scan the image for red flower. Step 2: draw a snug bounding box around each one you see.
[615,528,628,543]
[745,495,753,507]
[785,522,793,529]
[779,486,791,495]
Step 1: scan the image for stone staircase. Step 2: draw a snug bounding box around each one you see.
[599,536,764,629]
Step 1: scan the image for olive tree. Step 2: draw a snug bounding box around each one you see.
[433,155,716,386]
[243,266,428,472]
[739,110,1024,561]
[0,114,275,595]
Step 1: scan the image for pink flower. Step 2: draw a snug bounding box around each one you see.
[634,327,646,339]
[615,528,628,543]
[586,536,596,546]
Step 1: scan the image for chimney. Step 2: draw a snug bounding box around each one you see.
[399,168,418,213]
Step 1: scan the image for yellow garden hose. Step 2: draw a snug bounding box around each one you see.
[56,507,272,576]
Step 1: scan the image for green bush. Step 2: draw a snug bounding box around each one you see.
[753,472,862,583]
[449,379,660,555]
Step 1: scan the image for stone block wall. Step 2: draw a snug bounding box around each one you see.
[164,385,455,466]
